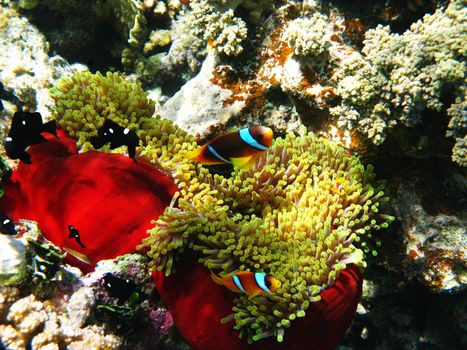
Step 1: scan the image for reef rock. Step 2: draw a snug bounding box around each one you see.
[0,235,27,286]
[159,54,245,136]
[0,6,87,119]
[393,178,466,293]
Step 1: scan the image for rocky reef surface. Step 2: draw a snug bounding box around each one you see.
[0,1,466,349]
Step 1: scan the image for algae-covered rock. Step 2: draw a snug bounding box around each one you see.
[393,177,467,293]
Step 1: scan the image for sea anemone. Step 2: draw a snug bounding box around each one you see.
[140,126,394,346]
[0,130,178,272]
[1,70,393,348]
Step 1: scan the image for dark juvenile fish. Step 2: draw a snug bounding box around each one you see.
[4,111,57,164]
[0,211,16,235]
[103,273,139,305]
[90,119,139,158]
[68,225,86,248]
[0,82,4,112]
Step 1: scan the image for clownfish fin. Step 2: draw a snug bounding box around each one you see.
[210,270,225,286]
[230,156,256,170]
[182,147,202,161]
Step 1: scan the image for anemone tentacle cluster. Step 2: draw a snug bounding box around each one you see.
[50,71,197,165]
[140,128,394,343]
[51,71,393,344]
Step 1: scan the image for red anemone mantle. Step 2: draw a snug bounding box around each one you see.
[153,253,362,350]
[0,130,178,272]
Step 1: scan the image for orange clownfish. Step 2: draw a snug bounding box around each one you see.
[210,271,281,297]
[184,126,273,169]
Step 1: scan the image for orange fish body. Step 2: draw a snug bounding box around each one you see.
[210,271,281,297]
[185,126,273,169]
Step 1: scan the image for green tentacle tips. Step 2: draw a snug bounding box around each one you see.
[50,72,393,343]
[139,126,394,343]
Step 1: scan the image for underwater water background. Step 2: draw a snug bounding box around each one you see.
[0,1,466,350]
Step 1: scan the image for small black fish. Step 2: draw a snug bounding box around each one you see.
[0,211,16,235]
[68,225,86,248]
[90,119,139,158]
[0,82,4,112]
[102,273,139,305]
[4,111,57,164]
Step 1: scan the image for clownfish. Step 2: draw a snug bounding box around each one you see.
[210,271,281,297]
[331,177,347,195]
[184,126,274,169]
[4,111,57,164]
[90,119,139,158]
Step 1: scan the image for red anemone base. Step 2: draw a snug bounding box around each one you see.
[153,254,362,350]
[0,130,178,272]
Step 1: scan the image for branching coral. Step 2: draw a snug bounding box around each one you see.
[140,126,393,343]
[330,0,466,163]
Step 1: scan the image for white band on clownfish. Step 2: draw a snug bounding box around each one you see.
[239,128,268,151]
[254,272,272,293]
[232,275,248,294]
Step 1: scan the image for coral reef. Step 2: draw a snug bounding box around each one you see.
[0,225,185,350]
[1,0,465,349]
[330,1,466,163]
